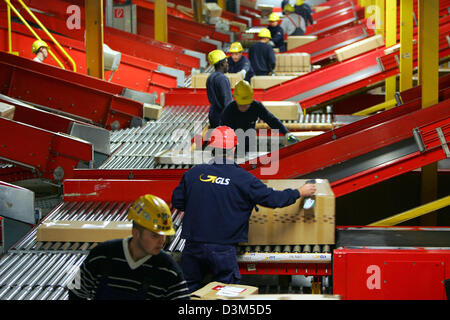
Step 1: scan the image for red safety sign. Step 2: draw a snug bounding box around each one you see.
[114,8,124,18]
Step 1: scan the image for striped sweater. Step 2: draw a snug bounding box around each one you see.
[68,238,190,300]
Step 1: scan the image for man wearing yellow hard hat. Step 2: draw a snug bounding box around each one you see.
[227,42,255,82]
[32,39,49,63]
[294,0,314,26]
[248,28,276,76]
[221,80,299,152]
[69,195,190,300]
[206,49,233,129]
[172,126,316,292]
[281,4,306,36]
[267,13,286,52]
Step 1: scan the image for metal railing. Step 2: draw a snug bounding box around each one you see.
[4,0,77,72]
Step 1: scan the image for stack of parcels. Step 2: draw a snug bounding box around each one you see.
[274,52,311,73]
[287,35,317,51]
[335,34,384,62]
[190,73,244,88]
[243,179,335,245]
[0,102,15,120]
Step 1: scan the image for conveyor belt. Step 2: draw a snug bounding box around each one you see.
[0,199,329,300]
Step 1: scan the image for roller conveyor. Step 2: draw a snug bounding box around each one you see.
[0,185,331,300]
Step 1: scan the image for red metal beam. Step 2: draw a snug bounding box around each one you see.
[0,118,93,181]
[0,56,144,129]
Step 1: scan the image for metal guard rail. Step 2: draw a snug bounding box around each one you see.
[4,0,76,72]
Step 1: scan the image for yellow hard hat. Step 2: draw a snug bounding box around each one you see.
[127,194,175,236]
[284,4,295,12]
[208,49,227,66]
[32,40,48,54]
[229,42,243,53]
[258,28,272,39]
[268,13,280,22]
[296,0,305,5]
[233,80,254,105]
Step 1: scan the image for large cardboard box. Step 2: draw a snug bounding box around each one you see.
[335,34,384,62]
[36,220,132,242]
[257,5,273,17]
[275,53,311,73]
[240,0,258,9]
[191,282,258,300]
[190,73,243,88]
[143,103,162,120]
[0,102,15,120]
[204,3,222,18]
[251,75,296,89]
[287,36,317,51]
[262,101,300,121]
[244,179,335,245]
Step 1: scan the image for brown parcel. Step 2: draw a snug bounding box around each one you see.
[335,34,384,62]
[261,101,300,121]
[204,3,222,18]
[36,220,132,242]
[143,103,162,120]
[0,102,15,120]
[287,36,317,51]
[251,75,296,89]
[243,179,335,245]
[191,73,243,88]
[191,281,258,300]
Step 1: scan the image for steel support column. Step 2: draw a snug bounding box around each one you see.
[85,0,104,80]
[418,0,440,226]
[399,0,413,91]
[385,0,397,101]
[154,0,168,43]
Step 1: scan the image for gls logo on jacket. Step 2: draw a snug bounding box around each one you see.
[199,174,230,185]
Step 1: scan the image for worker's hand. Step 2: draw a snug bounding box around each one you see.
[286,132,299,144]
[268,40,275,47]
[299,183,316,197]
[238,69,247,77]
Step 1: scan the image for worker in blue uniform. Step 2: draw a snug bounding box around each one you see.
[227,42,255,83]
[221,80,299,152]
[294,0,314,26]
[171,126,316,293]
[206,49,233,129]
[68,195,190,300]
[267,13,286,52]
[248,28,276,76]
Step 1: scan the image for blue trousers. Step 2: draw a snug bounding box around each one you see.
[180,242,241,293]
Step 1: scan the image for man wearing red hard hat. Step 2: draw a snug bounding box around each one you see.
[171,126,316,293]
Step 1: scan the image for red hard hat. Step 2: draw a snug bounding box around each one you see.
[209,126,238,149]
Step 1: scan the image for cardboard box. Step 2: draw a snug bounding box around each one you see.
[251,75,297,89]
[287,36,317,51]
[262,101,300,121]
[240,0,258,9]
[36,220,132,242]
[230,21,247,32]
[190,73,243,88]
[191,282,258,300]
[0,102,15,120]
[244,179,335,245]
[275,53,311,73]
[257,5,273,17]
[205,3,222,18]
[143,103,162,120]
[335,34,384,62]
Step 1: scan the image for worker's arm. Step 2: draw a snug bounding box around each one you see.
[171,174,187,211]
[248,176,300,208]
[268,46,276,72]
[220,102,235,128]
[256,102,289,134]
